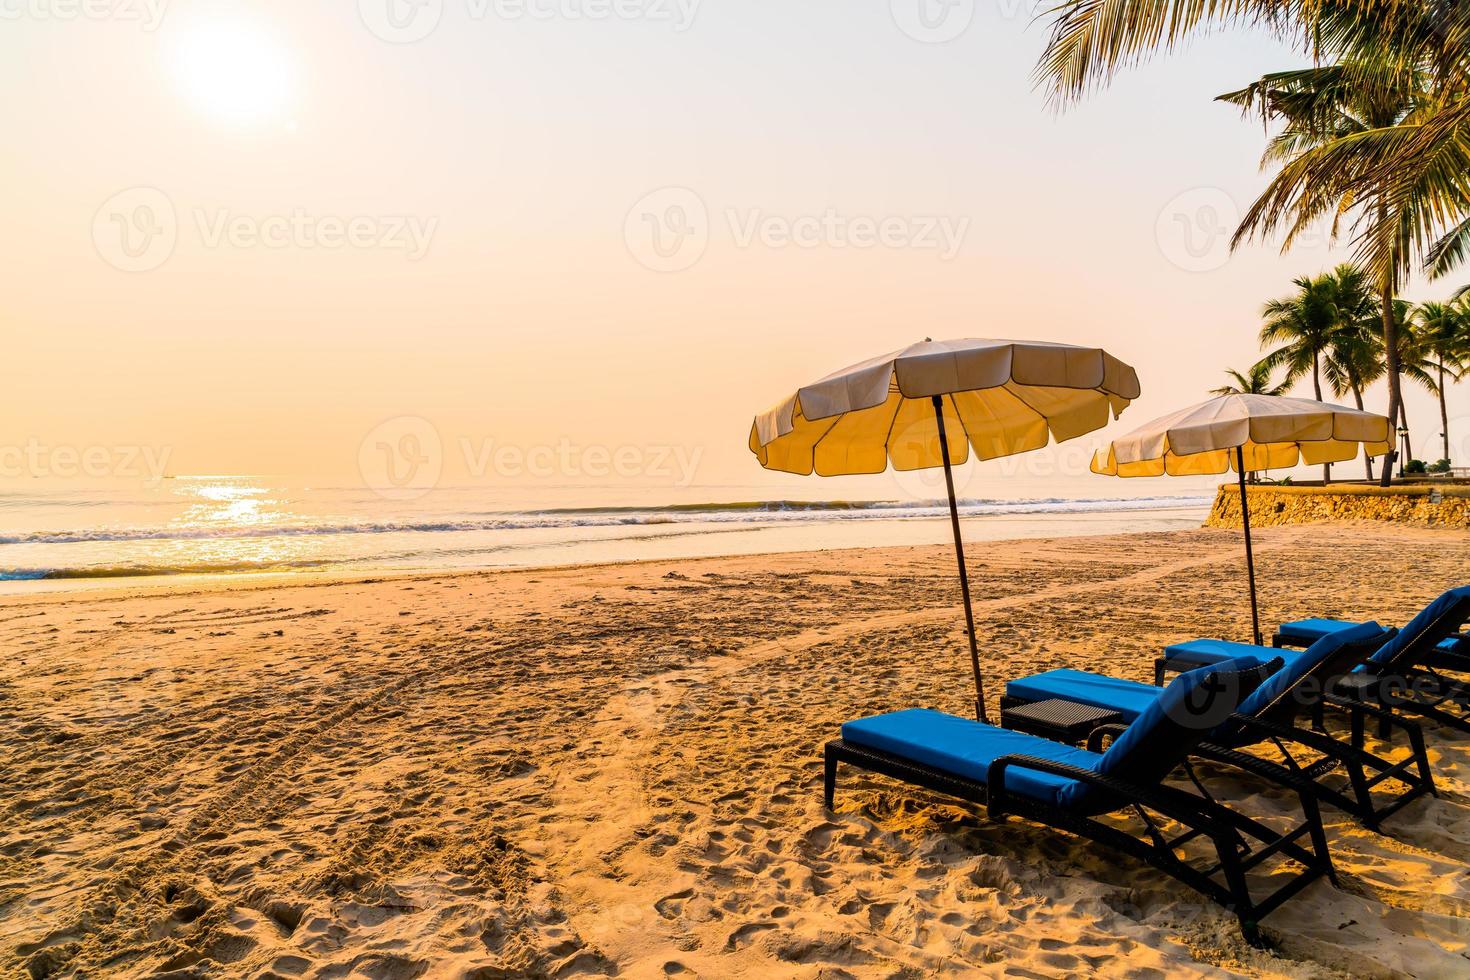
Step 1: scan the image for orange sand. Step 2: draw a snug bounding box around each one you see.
[4,523,1470,978]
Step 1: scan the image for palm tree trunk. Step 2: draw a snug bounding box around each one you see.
[1440,361,1452,464]
[1380,281,1403,486]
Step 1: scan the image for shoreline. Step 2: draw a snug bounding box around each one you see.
[0,503,1210,599]
[7,523,1470,977]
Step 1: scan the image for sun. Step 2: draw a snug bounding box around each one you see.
[169,20,296,128]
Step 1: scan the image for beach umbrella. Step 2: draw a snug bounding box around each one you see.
[749,338,1141,721]
[1091,393,1392,646]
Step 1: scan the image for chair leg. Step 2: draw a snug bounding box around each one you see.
[1341,754,1378,835]
[1214,833,1260,944]
[824,746,838,811]
[1408,725,1438,798]
[1301,792,1338,886]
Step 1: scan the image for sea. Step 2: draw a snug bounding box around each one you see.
[0,475,1222,593]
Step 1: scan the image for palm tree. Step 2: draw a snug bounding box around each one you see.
[1415,300,1470,464]
[1257,273,1339,402]
[1216,61,1432,485]
[1256,269,1354,480]
[1212,363,1291,396]
[1319,263,1384,477]
[1036,7,1470,266]
[1036,2,1470,485]
[1387,299,1443,469]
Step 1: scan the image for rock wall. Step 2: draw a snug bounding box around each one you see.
[1207,483,1470,529]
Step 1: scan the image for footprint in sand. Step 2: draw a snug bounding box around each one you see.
[655,888,694,920]
[724,921,777,950]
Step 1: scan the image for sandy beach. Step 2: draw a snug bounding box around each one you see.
[4,522,1470,979]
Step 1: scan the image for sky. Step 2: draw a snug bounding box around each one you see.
[2,0,1464,498]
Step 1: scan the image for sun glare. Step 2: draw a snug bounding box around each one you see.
[170,20,295,128]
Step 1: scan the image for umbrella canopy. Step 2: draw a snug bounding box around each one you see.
[1090,393,1392,478]
[1090,393,1392,644]
[750,339,1141,721]
[751,339,1141,475]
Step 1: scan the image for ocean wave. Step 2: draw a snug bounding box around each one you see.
[0,495,1210,547]
[0,559,329,581]
[0,524,772,582]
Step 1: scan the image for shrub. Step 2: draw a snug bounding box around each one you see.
[1429,459,1452,473]
[1405,459,1428,475]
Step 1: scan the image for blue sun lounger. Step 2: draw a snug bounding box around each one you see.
[1152,587,1470,739]
[826,656,1334,945]
[1271,586,1470,659]
[1004,622,1436,830]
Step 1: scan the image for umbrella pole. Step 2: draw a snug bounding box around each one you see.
[1236,446,1262,646]
[932,395,987,722]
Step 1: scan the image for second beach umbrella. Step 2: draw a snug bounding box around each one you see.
[1091,393,1392,646]
[750,338,1141,721]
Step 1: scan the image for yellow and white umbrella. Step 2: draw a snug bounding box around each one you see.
[750,338,1141,720]
[1092,393,1392,644]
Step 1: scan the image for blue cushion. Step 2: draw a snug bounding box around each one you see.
[1367,586,1470,666]
[1162,638,1288,668]
[1006,625,1383,736]
[1281,613,1466,656]
[1237,621,1384,714]
[1006,669,1160,723]
[840,708,1102,806]
[1086,655,1269,810]
[1276,618,1359,645]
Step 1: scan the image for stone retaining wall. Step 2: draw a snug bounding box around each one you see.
[1206,483,1470,529]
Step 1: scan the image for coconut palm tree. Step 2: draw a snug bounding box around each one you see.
[1256,271,1344,479]
[1318,263,1385,477]
[1216,61,1434,485]
[1257,273,1340,401]
[1386,299,1444,469]
[1036,1,1470,485]
[1319,265,1383,405]
[1212,363,1291,396]
[1413,300,1468,464]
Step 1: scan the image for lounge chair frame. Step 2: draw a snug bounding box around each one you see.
[823,737,1334,947]
[1161,595,1470,742]
[1020,632,1437,831]
[1197,704,1434,831]
[1337,666,1470,739]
